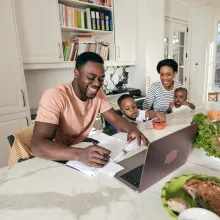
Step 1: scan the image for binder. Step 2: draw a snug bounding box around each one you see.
[86,8,92,29]
[95,10,100,30]
[100,11,105,30]
[91,9,96,30]
[104,11,109,31]
[78,11,82,28]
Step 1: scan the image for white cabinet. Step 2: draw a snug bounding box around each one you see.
[0,111,30,168]
[114,0,137,62]
[14,0,63,63]
[0,0,29,115]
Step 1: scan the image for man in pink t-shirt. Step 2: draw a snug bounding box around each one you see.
[32,52,149,168]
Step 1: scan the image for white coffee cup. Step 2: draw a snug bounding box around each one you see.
[178,208,219,220]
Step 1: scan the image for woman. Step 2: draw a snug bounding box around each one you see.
[142,59,182,113]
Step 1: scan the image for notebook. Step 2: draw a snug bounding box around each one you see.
[66,132,142,176]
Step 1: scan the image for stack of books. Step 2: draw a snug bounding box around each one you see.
[59,4,113,31]
[90,0,111,7]
[63,34,109,61]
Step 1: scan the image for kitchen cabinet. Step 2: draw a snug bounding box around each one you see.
[0,111,30,168]
[14,0,137,69]
[0,0,29,115]
[0,0,31,168]
[114,0,137,62]
[14,0,63,63]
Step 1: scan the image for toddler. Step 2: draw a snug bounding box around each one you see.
[167,87,195,113]
[117,94,166,124]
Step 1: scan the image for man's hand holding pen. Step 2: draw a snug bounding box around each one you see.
[77,138,111,168]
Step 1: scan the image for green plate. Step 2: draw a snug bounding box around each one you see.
[161,174,220,220]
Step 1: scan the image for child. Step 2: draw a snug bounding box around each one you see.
[167,87,195,114]
[117,94,166,124]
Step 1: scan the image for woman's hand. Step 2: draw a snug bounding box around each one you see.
[155,112,166,122]
[127,130,150,147]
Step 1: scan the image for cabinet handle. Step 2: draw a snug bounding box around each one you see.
[58,43,62,59]
[117,46,120,58]
[25,117,29,126]
[21,90,26,107]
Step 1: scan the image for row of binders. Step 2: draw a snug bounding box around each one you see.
[59,4,113,31]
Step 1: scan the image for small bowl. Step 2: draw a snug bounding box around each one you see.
[152,119,166,130]
[178,208,219,220]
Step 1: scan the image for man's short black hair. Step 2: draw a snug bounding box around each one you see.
[156,59,178,73]
[75,52,104,70]
[117,94,134,108]
[174,87,188,99]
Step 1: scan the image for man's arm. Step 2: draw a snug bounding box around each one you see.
[102,108,150,146]
[31,122,110,167]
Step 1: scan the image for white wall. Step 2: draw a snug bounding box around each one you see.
[165,0,189,20]
[25,69,74,109]
[188,5,216,105]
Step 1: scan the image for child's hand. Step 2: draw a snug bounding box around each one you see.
[169,102,174,109]
[155,112,166,123]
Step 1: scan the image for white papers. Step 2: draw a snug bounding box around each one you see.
[67,132,141,176]
[66,161,124,177]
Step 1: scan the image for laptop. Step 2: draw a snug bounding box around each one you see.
[115,123,198,193]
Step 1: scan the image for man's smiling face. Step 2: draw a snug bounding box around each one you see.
[74,61,105,101]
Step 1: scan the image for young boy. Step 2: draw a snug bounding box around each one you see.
[167,87,195,114]
[117,94,166,124]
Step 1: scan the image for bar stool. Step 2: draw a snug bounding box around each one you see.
[208,92,219,102]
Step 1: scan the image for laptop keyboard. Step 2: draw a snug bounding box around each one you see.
[120,165,144,188]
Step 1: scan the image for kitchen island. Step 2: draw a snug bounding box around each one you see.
[0,103,220,220]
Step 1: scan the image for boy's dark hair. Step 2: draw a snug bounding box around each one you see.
[117,94,134,108]
[174,87,188,99]
[156,59,178,73]
[76,52,104,70]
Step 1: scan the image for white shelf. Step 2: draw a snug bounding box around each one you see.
[23,61,137,70]
[59,0,112,10]
[61,26,112,34]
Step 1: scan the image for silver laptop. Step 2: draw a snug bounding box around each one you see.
[115,123,198,193]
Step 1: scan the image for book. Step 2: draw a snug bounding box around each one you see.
[91,10,96,30]
[86,8,92,29]
[100,11,105,30]
[95,10,100,30]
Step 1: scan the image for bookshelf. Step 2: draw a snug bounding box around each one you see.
[59,0,112,10]
[59,0,114,61]
[61,26,112,34]
[14,0,137,69]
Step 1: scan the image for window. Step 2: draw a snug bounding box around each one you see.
[214,22,220,85]
[164,18,188,86]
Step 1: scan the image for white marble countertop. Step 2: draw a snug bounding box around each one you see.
[0,103,220,220]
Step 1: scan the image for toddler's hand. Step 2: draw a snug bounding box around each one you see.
[155,112,166,123]
[169,102,174,108]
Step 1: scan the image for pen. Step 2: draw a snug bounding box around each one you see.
[91,140,112,161]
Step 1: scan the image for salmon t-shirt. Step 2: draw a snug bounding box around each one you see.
[36,82,112,146]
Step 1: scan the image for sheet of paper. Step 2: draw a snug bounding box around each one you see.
[66,160,124,177]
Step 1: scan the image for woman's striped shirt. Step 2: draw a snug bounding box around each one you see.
[142,80,182,113]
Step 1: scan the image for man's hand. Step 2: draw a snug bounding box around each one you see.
[127,130,150,147]
[154,112,166,122]
[77,145,111,168]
